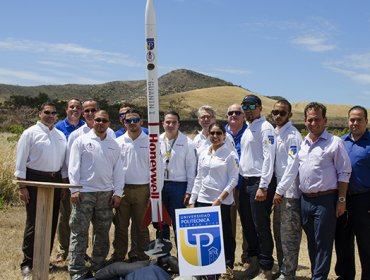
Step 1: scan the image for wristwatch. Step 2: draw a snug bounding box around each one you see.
[217,197,223,203]
[338,196,346,203]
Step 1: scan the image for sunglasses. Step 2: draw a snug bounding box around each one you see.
[271,110,288,117]
[242,104,257,111]
[227,111,242,116]
[84,109,97,113]
[43,110,57,115]
[94,118,109,123]
[118,112,127,118]
[125,117,140,124]
[210,131,223,136]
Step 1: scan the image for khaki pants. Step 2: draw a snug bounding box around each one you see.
[112,184,150,260]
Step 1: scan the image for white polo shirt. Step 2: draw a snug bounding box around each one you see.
[115,130,150,185]
[189,144,239,205]
[68,129,124,196]
[160,131,197,194]
[239,116,276,189]
[274,121,302,198]
[15,121,67,179]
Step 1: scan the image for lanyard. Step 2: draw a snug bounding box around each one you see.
[165,135,177,162]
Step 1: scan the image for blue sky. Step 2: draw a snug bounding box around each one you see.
[1,0,370,108]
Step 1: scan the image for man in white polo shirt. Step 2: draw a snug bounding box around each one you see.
[159,111,197,245]
[239,95,276,279]
[112,108,151,263]
[68,110,124,280]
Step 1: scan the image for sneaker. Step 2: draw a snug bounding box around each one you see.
[220,266,234,279]
[254,269,272,280]
[21,266,32,280]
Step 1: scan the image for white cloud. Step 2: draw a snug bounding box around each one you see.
[0,38,142,68]
[292,35,336,52]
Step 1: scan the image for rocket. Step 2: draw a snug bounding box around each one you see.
[143,0,172,257]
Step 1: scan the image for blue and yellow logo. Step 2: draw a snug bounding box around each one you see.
[289,145,297,156]
[267,135,275,145]
[179,212,222,266]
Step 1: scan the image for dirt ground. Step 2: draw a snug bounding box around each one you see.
[0,206,361,280]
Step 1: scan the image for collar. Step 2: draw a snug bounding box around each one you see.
[304,129,329,143]
[37,121,53,132]
[275,121,292,135]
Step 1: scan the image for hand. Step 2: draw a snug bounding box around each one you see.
[70,192,81,204]
[273,193,283,205]
[111,195,122,209]
[212,199,222,206]
[187,204,195,208]
[19,188,30,204]
[183,193,191,206]
[255,188,267,202]
[336,201,346,217]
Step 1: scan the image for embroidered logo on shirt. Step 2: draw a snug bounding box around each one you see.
[289,145,297,155]
[234,158,239,169]
[86,143,95,152]
[267,135,275,145]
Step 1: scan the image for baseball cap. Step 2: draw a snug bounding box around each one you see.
[241,95,262,105]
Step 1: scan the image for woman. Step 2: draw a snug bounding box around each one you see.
[189,122,239,278]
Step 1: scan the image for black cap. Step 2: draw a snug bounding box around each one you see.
[241,95,262,105]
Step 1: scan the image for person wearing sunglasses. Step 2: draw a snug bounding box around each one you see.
[112,109,151,263]
[54,98,85,264]
[68,110,124,280]
[335,105,370,280]
[239,94,276,279]
[189,122,239,279]
[298,102,351,280]
[225,104,249,265]
[270,99,302,280]
[115,104,148,138]
[15,102,67,278]
[158,111,197,245]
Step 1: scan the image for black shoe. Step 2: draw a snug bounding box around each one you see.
[21,266,32,277]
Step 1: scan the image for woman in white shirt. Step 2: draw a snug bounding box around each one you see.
[189,122,239,275]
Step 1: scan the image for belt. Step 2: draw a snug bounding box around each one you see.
[27,168,61,178]
[303,189,337,198]
[348,189,370,196]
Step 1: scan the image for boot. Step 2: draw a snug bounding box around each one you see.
[242,256,259,279]
[254,269,272,280]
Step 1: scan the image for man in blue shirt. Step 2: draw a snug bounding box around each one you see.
[54,98,84,263]
[55,98,85,140]
[115,104,148,138]
[335,105,370,280]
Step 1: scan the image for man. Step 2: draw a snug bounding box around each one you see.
[225,103,248,264]
[68,110,124,280]
[239,94,276,279]
[115,104,148,138]
[271,99,302,280]
[15,102,67,278]
[112,109,150,262]
[335,105,370,280]
[159,111,197,244]
[54,98,85,263]
[298,102,351,280]
[193,105,234,155]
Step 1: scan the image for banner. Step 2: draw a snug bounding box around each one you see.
[175,206,225,277]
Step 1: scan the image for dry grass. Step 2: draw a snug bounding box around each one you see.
[0,206,362,280]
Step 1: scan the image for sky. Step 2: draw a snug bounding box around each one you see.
[1,0,370,108]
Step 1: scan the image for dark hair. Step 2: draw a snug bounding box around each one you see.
[39,102,56,111]
[125,108,142,118]
[304,102,327,118]
[209,122,226,134]
[66,98,82,109]
[164,111,180,122]
[82,99,100,110]
[95,110,110,120]
[275,99,292,112]
[119,103,132,109]
[348,105,368,119]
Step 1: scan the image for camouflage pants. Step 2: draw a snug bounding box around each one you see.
[69,191,113,278]
[274,198,302,279]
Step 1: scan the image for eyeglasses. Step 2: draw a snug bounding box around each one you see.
[199,115,213,120]
[227,111,242,116]
[210,131,223,136]
[84,109,97,113]
[125,117,140,124]
[271,110,288,117]
[118,112,127,118]
[43,111,57,115]
[242,104,257,111]
[94,118,109,123]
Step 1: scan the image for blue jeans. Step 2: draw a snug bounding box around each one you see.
[301,193,337,280]
[161,181,187,245]
[239,176,275,270]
